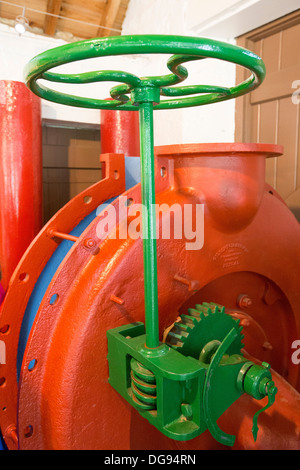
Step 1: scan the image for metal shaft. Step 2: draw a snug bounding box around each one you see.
[138,101,159,349]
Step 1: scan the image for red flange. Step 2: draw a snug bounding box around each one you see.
[0,153,126,449]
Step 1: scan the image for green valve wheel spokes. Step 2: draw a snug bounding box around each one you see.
[24,34,266,111]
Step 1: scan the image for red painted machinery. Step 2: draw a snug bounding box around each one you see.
[0,284,4,306]
[0,35,299,451]
[101,102,140,156]
[0,81,42,292]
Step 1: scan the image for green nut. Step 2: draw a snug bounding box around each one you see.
[131,86,161,105]
[242,362,272,400]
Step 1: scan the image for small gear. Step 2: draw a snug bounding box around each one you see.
[165,302,244,361]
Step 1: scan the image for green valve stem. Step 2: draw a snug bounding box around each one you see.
[238,361,278,442]
[134,90,160,350]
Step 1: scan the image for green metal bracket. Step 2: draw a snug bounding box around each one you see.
[24,35,275,446]
[107,317,276,444]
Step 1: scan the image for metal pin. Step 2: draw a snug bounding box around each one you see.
[47,229,78,243]
[110,295,125,305]
[174,274,199,292]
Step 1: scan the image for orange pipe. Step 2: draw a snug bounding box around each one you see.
[0,81,42,290]
[100,106,140,156]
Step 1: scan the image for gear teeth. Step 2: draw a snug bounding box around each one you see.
[202,302,214,309]
[205,302,225,314]
[196,311,206,321]
[173,321,190,331]
[165,318,193,348]
[195,302,225,315]
[181,313,199,326]
[165,331,184,349]
[199,311,205,320]
[188,307,202,317]
[194,305,213,319]
[195,304,211,314]
[167,328,188,340]
[172,322,194,336]
[166,301,244,358]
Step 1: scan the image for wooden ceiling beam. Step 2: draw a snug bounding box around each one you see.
[97,0,122,37]
[44,0,63,36]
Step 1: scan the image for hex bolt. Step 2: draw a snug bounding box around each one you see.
[237,294,252,309]
[83,238,100,255]
[263,341,273,351]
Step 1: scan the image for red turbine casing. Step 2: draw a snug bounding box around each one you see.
[0,81,42,290]
[100,107,140,156]
[1,143,300,450]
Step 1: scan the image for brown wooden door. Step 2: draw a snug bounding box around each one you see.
[236,10,300,220]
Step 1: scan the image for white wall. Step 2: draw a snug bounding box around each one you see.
[0,0,298,144]
[122,0,237,145]
[122,0,300,145]
[0,23,103,124]
[187,0,300,39]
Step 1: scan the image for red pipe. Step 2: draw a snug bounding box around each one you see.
[0,81,42,290]
[100,106,140,156]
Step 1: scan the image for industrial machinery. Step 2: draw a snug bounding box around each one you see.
[0,81,42,292]
[0,35,300,450]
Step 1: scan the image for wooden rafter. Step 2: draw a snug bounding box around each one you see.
[44,0,63,36]
[97,0,122,37]
[0,0,129,39]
